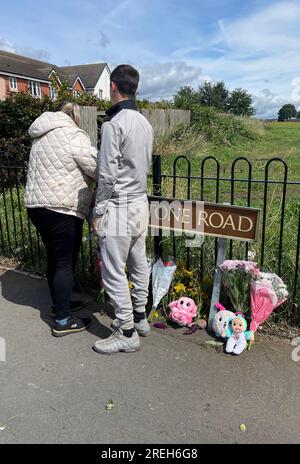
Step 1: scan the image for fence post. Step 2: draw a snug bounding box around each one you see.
[208,238,227,333]
[79,106,98,148]
[152,154,162,257]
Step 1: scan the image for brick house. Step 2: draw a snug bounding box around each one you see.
[0,50,110,100]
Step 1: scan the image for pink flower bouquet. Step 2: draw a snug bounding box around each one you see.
[249,272,288,347]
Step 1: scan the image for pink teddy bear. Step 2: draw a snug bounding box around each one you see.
[169,297,197,327]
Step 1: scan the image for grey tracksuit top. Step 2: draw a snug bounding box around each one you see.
[94,99,154,217]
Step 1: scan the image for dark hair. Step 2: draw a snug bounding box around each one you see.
[110,64,139,98]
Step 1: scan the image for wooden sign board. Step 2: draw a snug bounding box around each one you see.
[148,196,260,242]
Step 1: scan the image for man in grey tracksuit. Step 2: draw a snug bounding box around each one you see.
[92,64,154,354]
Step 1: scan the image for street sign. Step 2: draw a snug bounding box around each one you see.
[148,196,260,242]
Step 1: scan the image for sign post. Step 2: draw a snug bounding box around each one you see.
[208,238,227,332]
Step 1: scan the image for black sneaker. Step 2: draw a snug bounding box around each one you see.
[50,301,85,318]
[52,316,91,337]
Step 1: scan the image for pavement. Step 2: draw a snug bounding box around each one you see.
[0,268,299,444]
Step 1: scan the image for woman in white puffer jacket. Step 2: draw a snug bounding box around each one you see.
[24,101,98,337]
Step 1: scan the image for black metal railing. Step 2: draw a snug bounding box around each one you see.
[151,154,300,322]
[0,156,299,322]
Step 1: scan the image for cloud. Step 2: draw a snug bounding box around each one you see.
[253,89,284,119]
[0,38,16,53]
[18,47,51,61]
[95,30,110,48]
[291,77,300,100]
[216,1,300,55]
[139,61,204,100]
[0,37,50,61]
[253,79,300,119]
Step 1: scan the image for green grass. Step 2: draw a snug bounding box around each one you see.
[156,121,300,180]
[203,121,300,181]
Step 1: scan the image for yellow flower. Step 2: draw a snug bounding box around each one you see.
[185,270,193,277]
[174,283,186,293]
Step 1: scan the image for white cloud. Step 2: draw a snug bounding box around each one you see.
[217,2,300,54]
[253,79,300,119]
[291,77,300,100]
[0,37,50,61]
[253,89,285,119]
[0,38,16,53]
[139,61,204,100]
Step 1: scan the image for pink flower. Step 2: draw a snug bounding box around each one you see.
[219,260,258,274]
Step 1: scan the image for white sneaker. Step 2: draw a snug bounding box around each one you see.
[111,318,151,337]
[93,329,140,354]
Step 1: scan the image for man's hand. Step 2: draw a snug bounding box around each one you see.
[92,217,101,236]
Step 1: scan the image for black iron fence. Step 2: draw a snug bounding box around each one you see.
[0,156,299,322]
[151,155,300,323]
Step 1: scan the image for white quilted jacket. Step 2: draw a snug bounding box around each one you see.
[24,111,98,218]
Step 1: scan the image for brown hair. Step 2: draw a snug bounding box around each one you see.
[55,101,81,126]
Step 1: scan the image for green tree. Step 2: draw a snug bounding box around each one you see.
[173,86,200,109]
[227,88,255,116]
[296,110,300,119]
[198,81,229,111]
[278,104,297,121]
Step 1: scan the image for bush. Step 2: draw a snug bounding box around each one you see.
[0,93,53,166]
[0,92,111,167]
[154,123,206,157]
[191,105,262,146]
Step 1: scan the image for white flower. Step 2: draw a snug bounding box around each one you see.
[247,250,256,260]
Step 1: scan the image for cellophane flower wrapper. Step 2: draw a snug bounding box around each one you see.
[250,272,288,332]
[148,258,177,321]
[147,254,155,277]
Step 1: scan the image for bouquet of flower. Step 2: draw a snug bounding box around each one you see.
[218,260,259,313]
[148,258,177,322]
[248,272,288,347]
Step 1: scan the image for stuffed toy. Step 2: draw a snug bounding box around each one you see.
[212,303,235,338]
[169,297,197,327]
[225,314,252,355]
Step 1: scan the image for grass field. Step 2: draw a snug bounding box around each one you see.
[205,121,300,181]
[156,121,300,179]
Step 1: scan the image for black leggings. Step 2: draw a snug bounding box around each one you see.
[27,208,83,320]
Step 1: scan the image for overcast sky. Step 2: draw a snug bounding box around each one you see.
[1,0,299,118]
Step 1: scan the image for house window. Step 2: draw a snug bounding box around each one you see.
[29,81,41,97]
[9,77,18,91]
[50,85,57,99]
[73,90,81,97]
[98,89,103,99]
